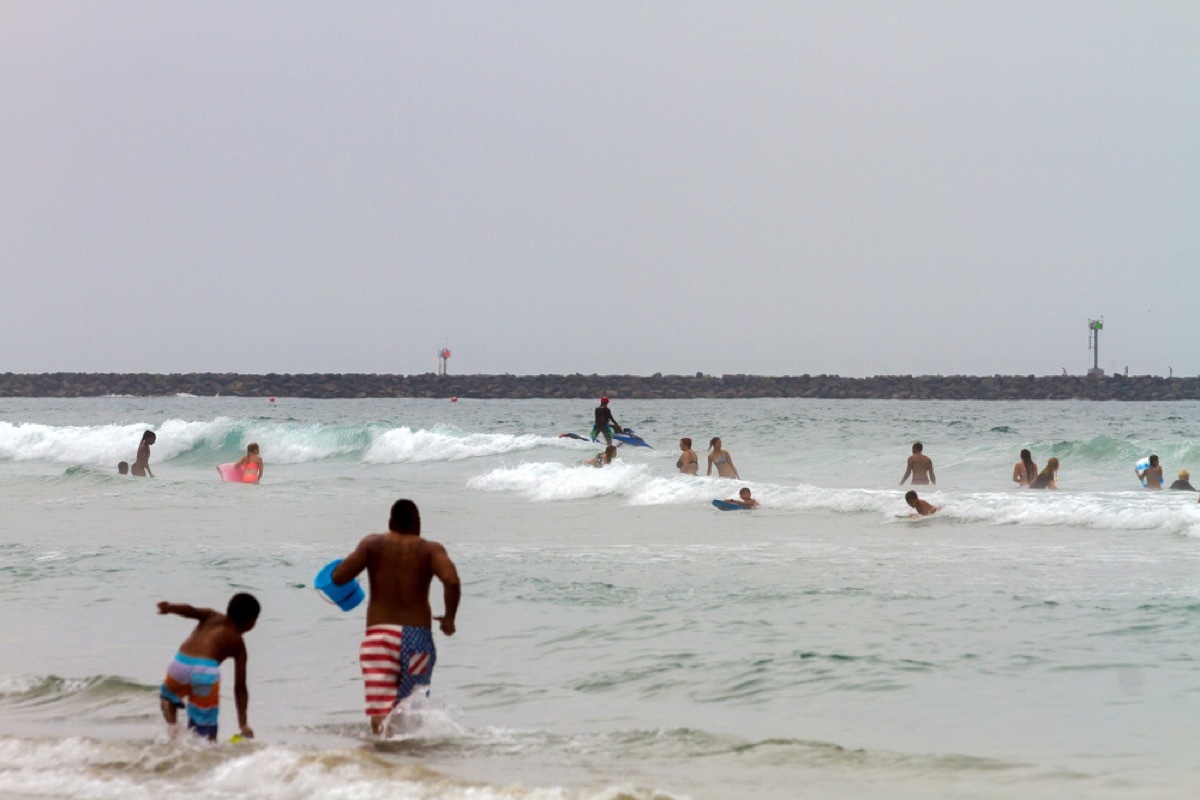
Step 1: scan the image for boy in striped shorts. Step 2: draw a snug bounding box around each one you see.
[158,593,260,741]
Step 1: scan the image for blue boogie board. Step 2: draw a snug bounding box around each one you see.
[712,499,747,511]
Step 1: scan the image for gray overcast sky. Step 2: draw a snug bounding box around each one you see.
[2,1,1197,378]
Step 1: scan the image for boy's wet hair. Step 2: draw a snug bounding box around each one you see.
[389,499,420,533]
[226,593,261,625]
[905,490,918,502]
[912,442,923,452]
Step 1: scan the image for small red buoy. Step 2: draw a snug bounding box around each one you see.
[450,396,458,403]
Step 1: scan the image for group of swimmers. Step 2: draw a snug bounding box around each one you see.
[116,432,264,484]
[116,430,157,477]
[902,442,1200,517]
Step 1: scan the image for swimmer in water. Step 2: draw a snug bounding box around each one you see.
[585,445,618,467]
[235,443,263,484]
[900,442,935,485]
[905,490,940,517]
[131,431,156,478]
[1012,449,1037,488]
[1136,455,1163,489]
[677,438,699,475]
[723,487,758,508]
[706,437,739,479]
[1029,457,1059,489]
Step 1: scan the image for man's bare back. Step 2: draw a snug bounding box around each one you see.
[332,500,460,634]
[900,443,936,485]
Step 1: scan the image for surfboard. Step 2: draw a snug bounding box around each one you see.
[217,463,246,482]
[712,499,747,511]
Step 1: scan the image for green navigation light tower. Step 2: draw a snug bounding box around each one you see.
[1087,318,1104,376]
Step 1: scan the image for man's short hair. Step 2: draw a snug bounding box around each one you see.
[227,593,261,625]
[912,442,923,452]
[905,490,918,502]
[389,499,420,533]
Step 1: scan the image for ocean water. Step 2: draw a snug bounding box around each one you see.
[1,397,1198,800]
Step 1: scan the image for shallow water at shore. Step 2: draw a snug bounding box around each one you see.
[1,397,1198,799]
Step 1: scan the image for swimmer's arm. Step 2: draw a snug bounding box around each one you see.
[331,536,373,585]
[727,455,739,480]
[928,463,936,485]
[706,454,714,476]
[232,643,253,738]
[157,602,213,620]
[431,545,461,636]
[900,459,913,484]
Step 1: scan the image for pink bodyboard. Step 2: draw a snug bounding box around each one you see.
[217,463,246,482]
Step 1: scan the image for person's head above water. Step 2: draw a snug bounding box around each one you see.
[117,461,129,474]
[246,442,259,455]
[1020,449,1031,461]
[912,442,923,453]
[905,490,919,504]
[680,437,692,449]
[1180,470,1190,481]
[739,487,752,500]
[141,430,156,445]
[709,437,721,450]
[600,397,609,405]
[1149,454,1159,467]
[388,499,421,534]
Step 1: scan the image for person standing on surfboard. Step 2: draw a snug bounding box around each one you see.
[592,397,623,447]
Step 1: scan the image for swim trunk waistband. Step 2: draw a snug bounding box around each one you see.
[360,625,436,718]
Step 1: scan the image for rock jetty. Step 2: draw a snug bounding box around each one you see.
[0,372,1197,401]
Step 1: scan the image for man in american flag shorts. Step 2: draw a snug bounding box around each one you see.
[331,499,461,736]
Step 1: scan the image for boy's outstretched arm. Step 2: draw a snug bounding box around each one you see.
[157,601,212,620]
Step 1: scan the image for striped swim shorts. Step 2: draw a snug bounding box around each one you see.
[359,625,436,717]
[160,652,221,738]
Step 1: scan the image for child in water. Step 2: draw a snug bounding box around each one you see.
[724,487,758,508]
[131,431,155,477]
[158,594,260,741]
[905,490,941,517]
[235,443,264,484]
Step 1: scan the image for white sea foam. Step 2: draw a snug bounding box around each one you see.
[0,735,644,800]
[0,419,233,466]
[469,463,1200,535]
[364,426,553,463]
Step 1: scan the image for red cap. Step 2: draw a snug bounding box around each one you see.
[600,396,609,404]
